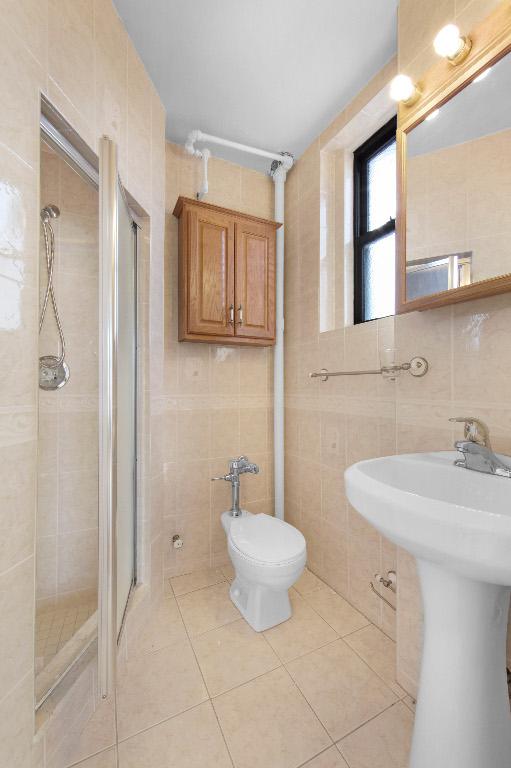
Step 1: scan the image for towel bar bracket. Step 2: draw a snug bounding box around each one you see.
[309,356,428,382]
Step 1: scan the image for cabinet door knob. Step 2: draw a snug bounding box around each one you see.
[228,304,234,325]
[237,304,243,325]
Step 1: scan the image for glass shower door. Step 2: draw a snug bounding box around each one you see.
[116,186,137,635]
[98,136,137,698]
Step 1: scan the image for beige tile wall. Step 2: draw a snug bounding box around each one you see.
[284,64,401,651]
[284,0,510,699]
[37,143,99,614]
[407,128,511,281]
[0,2,166,766]
[163,142,275,578]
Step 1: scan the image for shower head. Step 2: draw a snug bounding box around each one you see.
[40,204,60,223]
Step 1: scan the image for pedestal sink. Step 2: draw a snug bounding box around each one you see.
[345,451,511,768]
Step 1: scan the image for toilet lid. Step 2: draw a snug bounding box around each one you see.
[229,513,306,565]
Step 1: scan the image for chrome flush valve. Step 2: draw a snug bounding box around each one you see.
[211,456,259,516]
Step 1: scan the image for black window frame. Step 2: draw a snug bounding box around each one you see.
[353,115,397,324]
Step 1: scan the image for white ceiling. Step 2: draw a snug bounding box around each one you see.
[113,0,398,171]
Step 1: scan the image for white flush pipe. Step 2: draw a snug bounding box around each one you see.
[184,130,293,520]
[185,129,293,169]
[184,134,210,200]
[271,163,288,520]
[198,147,210,200]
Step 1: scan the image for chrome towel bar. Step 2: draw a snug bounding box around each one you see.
[309,356,428,382]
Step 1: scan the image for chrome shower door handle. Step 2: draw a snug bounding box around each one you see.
[237,304,243,325]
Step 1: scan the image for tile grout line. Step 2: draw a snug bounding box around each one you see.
[300,598,372,642]
[266,630,341,667]
[68,741,117,768]
[140,581,340,763]
[304,569,398,645]
[208,662,283,701]
[174,585,286,701]
[129,574,408,764]
[288,630,399,710]
[299,577,405,694]
[343,634,407,700]
[173,581,237,768]
[335,699,408,754]
[170,575,227,599]
[280,663,335,754]
[125,598,284,699]
[282,639,399,744]
[173,572,401,695]
[115,699,213,749]
[295,742,352,768]
[277,591,407,753]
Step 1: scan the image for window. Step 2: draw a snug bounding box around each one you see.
[353,116,397,323]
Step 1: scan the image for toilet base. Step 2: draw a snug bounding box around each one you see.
[230,576,292,632]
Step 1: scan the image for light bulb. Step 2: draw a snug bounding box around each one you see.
[433,24,472,64]
[425,109,440,121]
[389,75,420,106]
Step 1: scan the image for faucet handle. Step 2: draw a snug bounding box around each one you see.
[449,417,491,448]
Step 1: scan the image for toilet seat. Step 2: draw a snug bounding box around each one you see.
[228,513,306,566]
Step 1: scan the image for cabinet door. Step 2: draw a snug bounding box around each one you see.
[235,220,275,341]
[186,207,235,337]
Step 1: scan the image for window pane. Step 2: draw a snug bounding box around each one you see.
[362,232,395,321]
[368,141,396,230]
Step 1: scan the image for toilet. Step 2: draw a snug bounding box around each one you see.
[222,510,306,632]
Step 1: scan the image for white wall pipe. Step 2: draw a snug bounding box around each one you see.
[271,164,287,520]
[184,129,293,520]
[185,129,293,170]
[197,148,210,200]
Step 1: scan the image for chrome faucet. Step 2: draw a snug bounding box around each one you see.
[212,456,260,516]
[450,417,511,478]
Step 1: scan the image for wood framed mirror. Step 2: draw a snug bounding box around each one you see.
[396,3,511,313]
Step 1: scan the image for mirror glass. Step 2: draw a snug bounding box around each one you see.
[405,50,511,301]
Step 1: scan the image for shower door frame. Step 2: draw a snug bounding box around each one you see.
[98,136,139,699]
[38,101,143,705]
[98,136,118,701]
[115,181,139,641]
[35,117,102,710]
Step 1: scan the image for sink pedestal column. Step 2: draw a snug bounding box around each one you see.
[411,559,511,768]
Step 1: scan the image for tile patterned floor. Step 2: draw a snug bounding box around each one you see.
[35,599,97,670]
[79,567,415,768]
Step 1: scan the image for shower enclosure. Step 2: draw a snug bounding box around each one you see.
[36,108,138,705]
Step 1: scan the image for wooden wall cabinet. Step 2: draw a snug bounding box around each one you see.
[173,197,280,346]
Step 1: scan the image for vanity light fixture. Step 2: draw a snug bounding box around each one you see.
[389,74,421,106]
[433,24,472,65]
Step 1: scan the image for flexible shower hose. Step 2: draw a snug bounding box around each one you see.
[40,217,66,367]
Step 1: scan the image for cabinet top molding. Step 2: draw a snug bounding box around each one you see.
[172,196,282,229]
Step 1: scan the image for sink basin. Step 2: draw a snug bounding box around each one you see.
[345,451,511,768]
[346,451,511,585]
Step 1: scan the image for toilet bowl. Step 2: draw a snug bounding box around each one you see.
[222,510,306,632]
